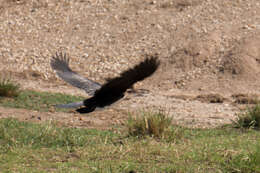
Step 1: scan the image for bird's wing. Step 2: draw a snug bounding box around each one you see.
[51,52,101,96]
[94,54,160,101]
[55,101,84,108]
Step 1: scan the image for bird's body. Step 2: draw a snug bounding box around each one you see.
[51,52,160,113]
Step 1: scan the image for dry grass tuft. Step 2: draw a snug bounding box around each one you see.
[233,104,260,129]
[232,94,259,104]
[0,78,20,98]
[127,111,172,138]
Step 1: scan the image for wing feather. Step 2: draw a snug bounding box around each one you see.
[88,54,160,108]
[51,52,101,96]
[97,55,160,96]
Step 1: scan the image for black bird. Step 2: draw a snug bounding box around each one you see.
[51,52,160,113]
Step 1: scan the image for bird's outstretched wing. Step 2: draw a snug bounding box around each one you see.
[96,55,160,96]
[83,54,160,108]
[51,52,101,96]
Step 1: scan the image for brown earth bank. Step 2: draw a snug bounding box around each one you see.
[0,0,260,128]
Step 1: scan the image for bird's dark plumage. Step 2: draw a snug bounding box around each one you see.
[51,52,160,113]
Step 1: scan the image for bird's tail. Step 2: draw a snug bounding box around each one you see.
[54,101,84,108]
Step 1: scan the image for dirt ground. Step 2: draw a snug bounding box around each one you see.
[0,0,260,128]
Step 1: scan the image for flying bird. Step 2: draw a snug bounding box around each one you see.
[51,52,160,113]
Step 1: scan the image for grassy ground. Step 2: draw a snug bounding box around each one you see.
[0,89,259,172]
[0,90,84,112]
[0,118,259,173]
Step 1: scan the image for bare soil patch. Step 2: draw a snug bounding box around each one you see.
[194,94,227,103]
[0,0,260,128]
[0,106,128,130]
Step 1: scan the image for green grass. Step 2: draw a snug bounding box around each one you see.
[0,118,259,172]
[0,89,259,172]
[0,90,84,112]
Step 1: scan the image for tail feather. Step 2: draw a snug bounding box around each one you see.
[54,101,84,108]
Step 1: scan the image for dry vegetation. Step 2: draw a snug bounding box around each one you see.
[234,104,260,129]
[0,78,20,97]
[127,111,172,138]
